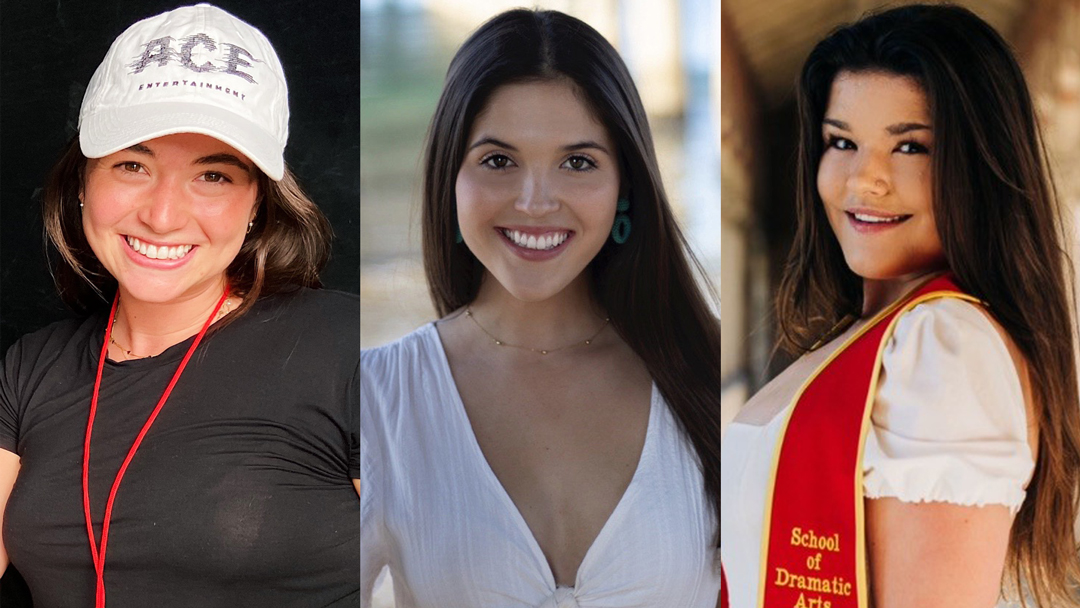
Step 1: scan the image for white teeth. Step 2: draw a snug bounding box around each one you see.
[853,213,905,224]
[126,236,193,260]
[502,229,570,251]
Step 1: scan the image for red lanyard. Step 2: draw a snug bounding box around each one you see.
[82,288,230,608]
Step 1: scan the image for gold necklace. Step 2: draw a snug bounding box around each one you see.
[465,307,610,355]
[110,296,238,360]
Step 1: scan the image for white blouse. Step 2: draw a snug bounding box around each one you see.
[720,299,1035,608]
[360,324,722,608]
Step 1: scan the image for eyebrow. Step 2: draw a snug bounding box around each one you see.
[194,153,253,173]
[823,118,932,135]
[467,136,612,155]
[123,145,252,173]
[468,137,518,152]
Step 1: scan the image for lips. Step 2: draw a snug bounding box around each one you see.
[120,234,198,269]
[499,228,570,251]
[125,236,195,261]
[845,209,912,233]
[495,226,574,261]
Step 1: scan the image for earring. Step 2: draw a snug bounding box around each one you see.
[611,197,631,244]
[247,221,254,234]
[79,202,84,208]
[455,227,463,244]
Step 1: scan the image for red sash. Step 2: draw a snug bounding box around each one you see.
[722,566,730,607]
[725,275,975,608]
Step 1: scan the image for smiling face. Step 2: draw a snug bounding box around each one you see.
[455,79,621,302]
[818,71,946,281]
[81,132,259,305]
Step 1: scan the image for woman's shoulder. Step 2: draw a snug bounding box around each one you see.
[868,296,1036,512]
[2,314,100,369]
[253,286,359,318]
[890,295,1025,376]
[361,322,439,376]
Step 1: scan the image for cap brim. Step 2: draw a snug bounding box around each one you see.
[80,101,285,181]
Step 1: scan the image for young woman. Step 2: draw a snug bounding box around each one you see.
[720,5,1080,608]
[0,5,359,606]
[359,8,722,608]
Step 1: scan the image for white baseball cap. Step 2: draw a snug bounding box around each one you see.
[79,3,289,180]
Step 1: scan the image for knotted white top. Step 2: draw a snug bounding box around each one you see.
[539,586,580,608]
[720,299,1036,608]
[360,323,721,607]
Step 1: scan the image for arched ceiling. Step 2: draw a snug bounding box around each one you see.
[721,0,1029,107]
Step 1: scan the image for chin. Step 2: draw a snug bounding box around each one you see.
[501,283,564,303]
[844,258,942,282]
[118,284,190,304]
[490,273,574,303]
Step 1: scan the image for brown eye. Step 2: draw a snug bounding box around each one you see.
[481,154,513,170]
[897,141,930,155]
[826,136,855,151]
[119,162,143,172]
[561,155,597,172]
[201,172,231,183]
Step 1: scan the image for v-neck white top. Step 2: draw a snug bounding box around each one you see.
[359,323,721,608]
[720,299,1035,608]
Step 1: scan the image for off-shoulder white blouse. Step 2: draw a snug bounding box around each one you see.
[720,298,1035,608]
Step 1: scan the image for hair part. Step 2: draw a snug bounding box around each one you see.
[421,8,722,550]
[42,136,334,322]
[778,4,1080,604]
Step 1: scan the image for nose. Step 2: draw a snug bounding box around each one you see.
[514,170,560,217]
[847,149,891,198]
[137,177,189,233]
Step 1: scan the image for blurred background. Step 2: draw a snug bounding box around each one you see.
[360,0,721,351]
[720,0,1080,430]
[361,0,720,603]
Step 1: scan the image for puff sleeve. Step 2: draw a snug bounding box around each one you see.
[862,298,1035,515]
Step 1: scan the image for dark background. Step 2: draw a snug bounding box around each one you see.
[0,0,360,604]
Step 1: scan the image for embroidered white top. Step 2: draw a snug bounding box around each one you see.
[360,323,721,608]
[719,299,1035,608]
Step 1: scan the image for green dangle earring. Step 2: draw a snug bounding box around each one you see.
[455,227,463,244]
[611,196,631,244]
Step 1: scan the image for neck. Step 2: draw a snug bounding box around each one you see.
[111,281,232,359]
[861,268,946,318]
[467,273,608,351]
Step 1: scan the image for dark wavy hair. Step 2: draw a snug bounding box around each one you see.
[421,9,722,550]
[42,136,333,319]
[777,4,1080,605]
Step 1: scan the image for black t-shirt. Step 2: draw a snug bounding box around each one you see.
[0,288,360,607]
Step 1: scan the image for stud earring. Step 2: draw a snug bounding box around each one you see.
[611,197,631,244]
[79,202,84,208]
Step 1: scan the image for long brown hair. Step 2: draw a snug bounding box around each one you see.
[421,9,722,549]
[42,136,333,319]
[777,5,1080,605]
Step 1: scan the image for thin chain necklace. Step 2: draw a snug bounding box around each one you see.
[465,306,610,355]
[109,296,238,360]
